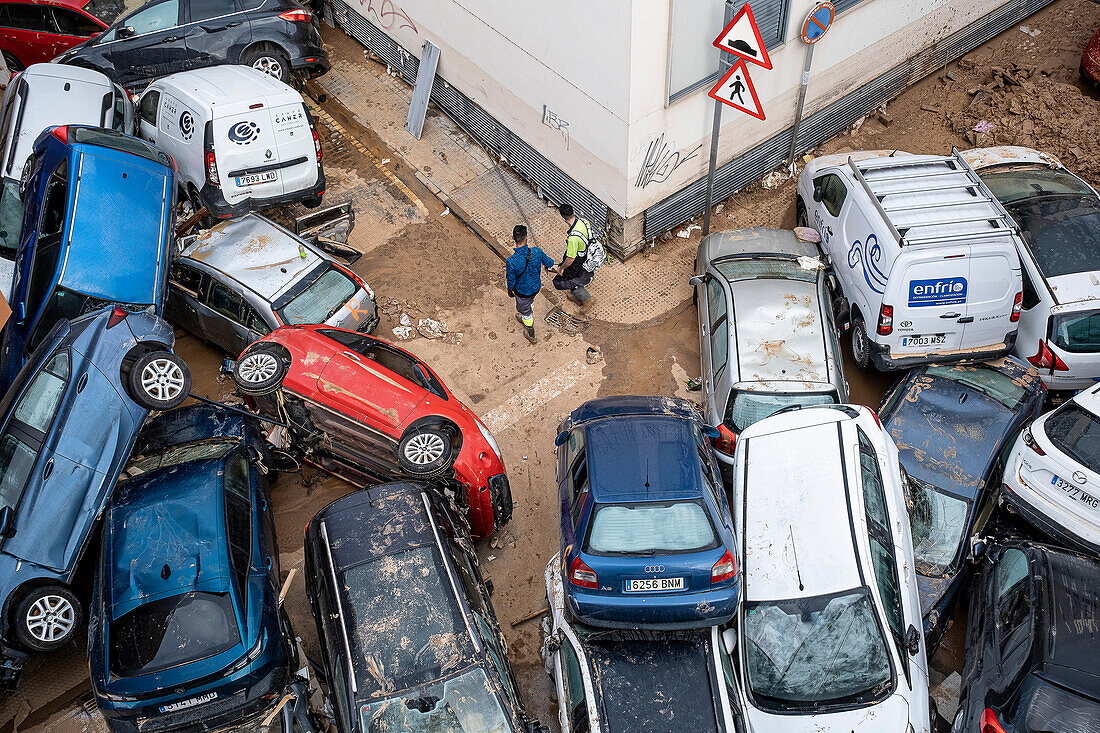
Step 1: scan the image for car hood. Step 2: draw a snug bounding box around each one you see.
[1046,272,1100,308]
[747,693,912,733]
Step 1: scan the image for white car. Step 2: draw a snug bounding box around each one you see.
[1003,383,1100,554]
[542,556,744,733]
[728,404,931,732]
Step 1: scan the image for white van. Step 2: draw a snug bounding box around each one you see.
[136,65,324,221]
[797,149,1024,371]
[0,63,132,297]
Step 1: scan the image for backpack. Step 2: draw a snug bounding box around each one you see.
[574,217,607,273]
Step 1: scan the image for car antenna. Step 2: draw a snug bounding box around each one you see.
[789,525,804,591]
[644,460,650,490]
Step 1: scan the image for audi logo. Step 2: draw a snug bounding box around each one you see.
[644,565,665,573]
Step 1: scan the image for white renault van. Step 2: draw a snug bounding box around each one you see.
[136,65,324,221]
[797,149,1024,372]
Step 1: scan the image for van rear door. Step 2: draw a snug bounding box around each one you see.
[960,241,1019,349]
[212,104,283,205]
[891,244,970,355]
[266,101,317,197]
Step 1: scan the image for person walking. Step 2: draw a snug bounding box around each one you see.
[506,224,553,344]
[551,203,597,306]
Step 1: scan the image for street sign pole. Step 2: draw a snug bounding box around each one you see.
[786,43,814,170]
[703,0,736,237]
[787,2,835,170]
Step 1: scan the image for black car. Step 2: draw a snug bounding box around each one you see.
[304,482,547,733]
[878,358,1046,653]
[55,0,329,89]
[952,541,1100,733]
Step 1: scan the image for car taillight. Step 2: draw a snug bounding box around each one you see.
[863,405,882,429]
[711,550,737,584]
[980,708,1007,733]
[204,148,219,186]
[106,306,128,329]
[52,125,68,143]
[1010,291,1023,322]
[877,304,893,336]
[1022,426,1045,456]
[312,126,322,163]
[279,8,312,22]
[568,556,598,589]
[711,424,736,455]
[1026,339,1069,372]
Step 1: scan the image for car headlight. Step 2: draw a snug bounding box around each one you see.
[476,420,503,462]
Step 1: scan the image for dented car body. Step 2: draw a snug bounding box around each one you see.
[304,483,545,733]
[879,357,1045,653]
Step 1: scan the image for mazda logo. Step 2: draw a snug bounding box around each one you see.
[644,565,665,574]
[1073,471,1088,485]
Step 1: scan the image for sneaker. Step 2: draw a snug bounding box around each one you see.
[571,286,592,304]
[514,313,525,325]
[524,325,537,344]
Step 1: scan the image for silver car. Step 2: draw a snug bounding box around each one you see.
[168,213,378,355]
[690,227,848,465]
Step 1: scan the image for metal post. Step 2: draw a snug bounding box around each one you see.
[786,43,815,170]
[702,1,736,237]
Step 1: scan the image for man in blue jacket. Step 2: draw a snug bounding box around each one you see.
[506,225,554,344]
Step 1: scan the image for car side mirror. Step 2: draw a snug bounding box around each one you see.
[905,625,921,656]
[13,301,23,324]
[0,506,12,538]
[689,274,705,286]
[969,536,989,563]
[554,431,568,447]
[812,186,824,203]
[701,425,720,439]
[721,628,738,655]
[117,25,135,39]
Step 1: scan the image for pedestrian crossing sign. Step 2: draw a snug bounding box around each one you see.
[708,59,765,120]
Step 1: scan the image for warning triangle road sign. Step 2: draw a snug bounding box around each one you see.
[713,3,772,70]
[709,59,766,120]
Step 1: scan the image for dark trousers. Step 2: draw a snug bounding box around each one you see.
[553,271,593,291]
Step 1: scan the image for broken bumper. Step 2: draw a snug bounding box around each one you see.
[200,171,326,220]
[872,332,1016,372]
[1001,481,1100,556]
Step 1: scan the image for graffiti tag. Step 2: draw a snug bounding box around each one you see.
[634,133,701,188]
[542,105,570,149]
[359,0,418,33]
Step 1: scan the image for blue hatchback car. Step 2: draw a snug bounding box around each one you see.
[556,396,739,629]
[1,124,176,391]
[90,403,294,733]
[0,306,188,690]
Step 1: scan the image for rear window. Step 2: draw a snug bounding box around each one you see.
[1011,674,1100,732]
[724,390,837,432]
[1007,197,1100,278]
[277,266,357,325]
[126,439,237,477]
[82,0,123,24]
[713,257,817,283]
[70,127,171,168]
[924,364,1027,409]
[1052,309,1100,354]
[109,592,240,677]
[1044,404,1100,474]
[584,500,718,556]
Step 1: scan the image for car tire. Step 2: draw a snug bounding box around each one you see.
[397,425,455,479]
[850,313,872,371]
[14,586,81,652]
[188,187,215,230]
[233,344,288,396]
[243,46,291,84]
[128,351,191,410]
[796,197,809,229]
[2,51,22,73]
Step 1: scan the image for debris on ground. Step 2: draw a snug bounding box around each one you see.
[973,120,995,133]
[675,224,702,238]
[761,170,788,189]
[686,377,702,392]
[586,346,602,364]
[489,530,516,550]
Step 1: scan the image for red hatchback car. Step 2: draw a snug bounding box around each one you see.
[0,0,117,70]
[230,324,513,538]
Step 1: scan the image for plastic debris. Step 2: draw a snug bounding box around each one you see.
[1019,25,1041,37]
[440,207,450,217]
[973,120,995,133]
[380,158,391,164]
[676,224,702,238]
[761,170,787,189]
[798,255,825,271]
[586,346,602,364]
[794,227,821,243]
[686,377,702,392]
[392,326,414,340]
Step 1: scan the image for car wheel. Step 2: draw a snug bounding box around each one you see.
[15,586,81,652]
[188,187,215,230]
[233,344,288,396]
[397,426,455,479]
[303,195,323,209]
[850,314,872,370]
[128,351,191,410]
[796,197,809,228]
[244,46,291,84]
[2,51,23,73]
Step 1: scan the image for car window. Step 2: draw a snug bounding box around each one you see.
[1021,266,1041,309]
[139,90,159,127]
[52,6,101,35]
[122,0,179,36]
[331,654,353,731]
[560,640,589,732]
[242,303,270,335]
[111,86,128,131]
[1043,404,1100,475]
[443,536,487,616]
[225,453,250,501]
[569,448,588,527]
[1051,308,1100,354]
[319,329,421,385]
[170,262,203,295]
[924,364,1027,410]
[585,500,718,555]
[706,278,728,382]
[38,160,69,239]
[995,548,1032,654]
[868,536,903,638]
[0,433,37,510]
[224,492,251,598]
[0,3,52,31]
[473,612,521,712]
[565,428,585,466]
[12,352,69,434]
[188,0,236,22]
[817,174,848,217]
[25,242,61,328]
[205,280,244,324]
[82,0,123,25]
[278,267,358,326]
[858,431,889,529]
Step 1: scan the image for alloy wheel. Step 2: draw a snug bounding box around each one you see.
[141,357,187,403]
[403,433,446,465]
[26,595,74,643]
[238,352,280,383]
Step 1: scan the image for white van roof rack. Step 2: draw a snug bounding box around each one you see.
[847,148,1018,247]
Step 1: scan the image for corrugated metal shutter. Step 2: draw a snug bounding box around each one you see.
[750,0,789,46]
[643,0,1056,239]
[833,0,864,14]
[329,0,609,231]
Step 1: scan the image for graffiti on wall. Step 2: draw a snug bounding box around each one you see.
[542,105,570,149]
[357,0,418,33]
[633,133,701,188]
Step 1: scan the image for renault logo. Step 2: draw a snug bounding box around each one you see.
[644,565,665,574]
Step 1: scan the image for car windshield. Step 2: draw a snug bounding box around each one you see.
[743,590,893,709]
[584,500,718,556]
[725,390,838,432]
[28,286,146,352]
[1043,404,1100,475]
[981,167,1094,205]
[1011,674,1100,732]
[1007,196,1100,278]
[109,591,240,677]
[343,546,475,696]
[277,266,358,325]
[126,439,238,477]
[713,257,817,283]
[906,475,971,576]
[1051,308,1100,354]
[0,179,23,260]
[924,364,1027,409]
[358,668,510,733]
[82,0,124,24]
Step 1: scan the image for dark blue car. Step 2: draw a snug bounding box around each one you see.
[1,124,175,391]
[90,403,295,733]
[879,357,1046,653]
[556,396,739,629]
[0,306,188,690]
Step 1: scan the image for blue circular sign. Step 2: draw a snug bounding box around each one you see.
[801,2,834,44]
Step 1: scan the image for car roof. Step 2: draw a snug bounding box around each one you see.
[20,62,111,88]
[1032,545,1100,693]
[728,277,830,387]
[180,214,322,301]
[315,483,440,571]
[584,415,705,503]
[699,227,818,263]
[742,414,863,600]
[156,66,297,110]
[105,458,231,620]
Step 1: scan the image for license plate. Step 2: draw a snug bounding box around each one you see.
[626,577,684,592]
[235,170,277,187]
[901,334,947,348]
[160,692,217,713]
[1052,474,1100,511]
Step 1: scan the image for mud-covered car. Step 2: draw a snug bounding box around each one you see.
[878,357,1045,653]
[229,325,511,538]
[304,482,548,733]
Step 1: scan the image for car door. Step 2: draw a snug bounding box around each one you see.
[554,635,591,733]
[103,0,187,85]
[137,88,159,144]
[166,261,205,337]
[700,275,730,422]
[196,276,254,355]
[0,2,59,66]
[181,0,250,69]
[15,158,68,354]
[48,5,104,51]
[811,173,848,252]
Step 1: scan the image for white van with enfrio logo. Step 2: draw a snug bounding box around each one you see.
[135,65,323,222]
[796,149,1024,372]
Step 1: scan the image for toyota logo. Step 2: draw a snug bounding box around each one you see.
[1073,471,1088,485]
[228,120,261,145]
[644,565,665,574]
